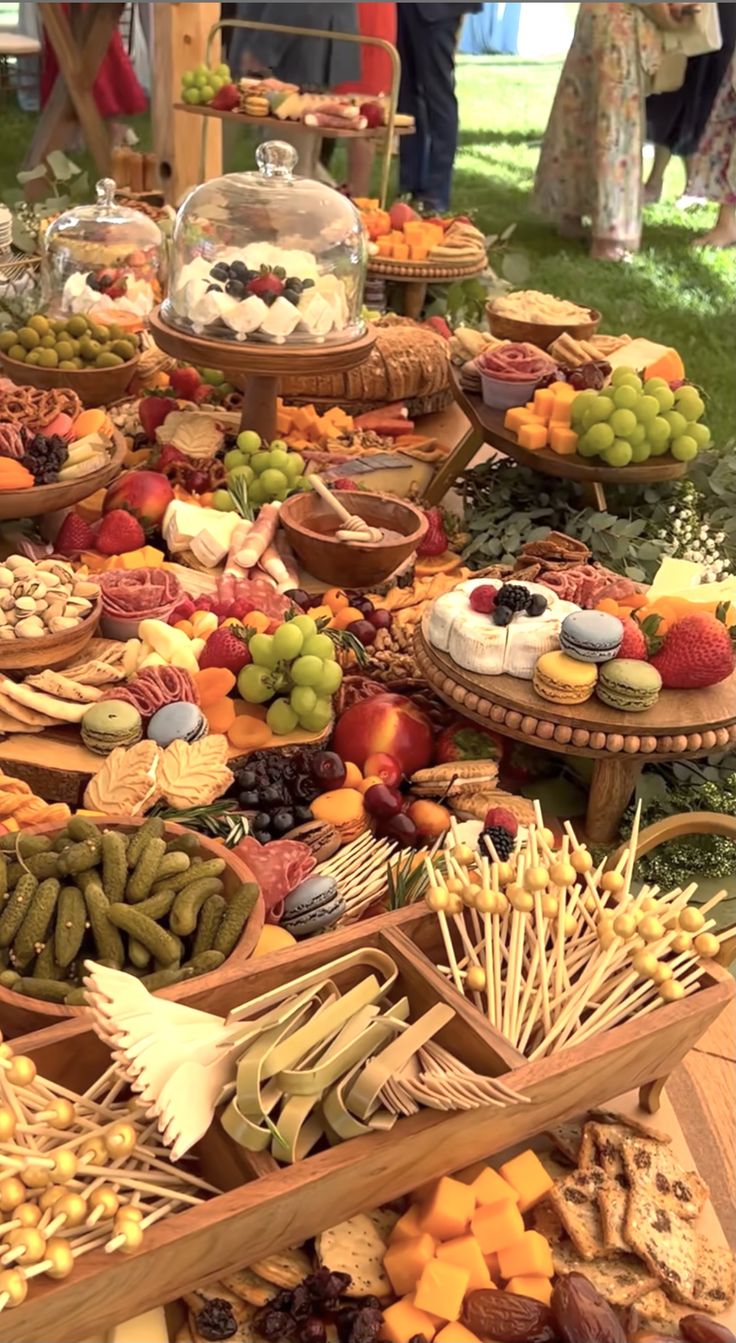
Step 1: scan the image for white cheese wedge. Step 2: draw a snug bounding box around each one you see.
[449,612,507,674]
[427,591,468,651]
[504,621,561,679]
[224,293,268,337]
[298,290,335,336]
[110,1308,169,1343]
[259,295,302,339]
[649,557,704,596]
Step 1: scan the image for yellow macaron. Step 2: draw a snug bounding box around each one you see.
[533,651,598,704]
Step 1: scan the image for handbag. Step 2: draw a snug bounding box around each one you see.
[650,3,722,93]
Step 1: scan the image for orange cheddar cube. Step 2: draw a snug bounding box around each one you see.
[376,238,393,256]
[390,1206,424,1243]
[381,1295,440,1343]
[549,425,579,455]
[436,1235,492,1292]
[417,1176,475,1241]
[517,422,548,451]
[551,380,577,402]
[506,1276,553,1306]
[471,1167,518,1209]
[499,1151,554,1213]
[384,1234,437,1296]
[533,388,555,421]
[470,1201,525,1255]
[504,406,538,434]
[393,244,410,260]
[498,1230,554,1281]
[410,245,429,261]
[415,1260,469,1323]
[484,1252,501,1283]
[435,1326,482,1343]
[550,399,572,426]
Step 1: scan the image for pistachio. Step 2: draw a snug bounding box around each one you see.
[15,616,45,639]
[14,597,37,615]
[72,580,100,599]
[64,597,92,615]
[0,567,13,588]
[47,616,78,634]
[0,593,14,612]
[0,627,15,641]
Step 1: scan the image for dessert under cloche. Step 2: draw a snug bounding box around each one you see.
[163,140,366,345]
[41,178,164,322]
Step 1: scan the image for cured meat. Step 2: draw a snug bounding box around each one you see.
[540,564,642,609]
[228,503,280,571]
[102,666,199,719]
[216,573,293,620]
[100,568,182,619]
[233,837,314,923]
[274,530,300,593]
[477,342,556,383]
[305,112,368,130]
[258,542,293,591]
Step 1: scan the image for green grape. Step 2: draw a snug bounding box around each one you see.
[290,614,317,639]
[230,463,254,486]
[599,386,618,400]
[314,660,343,696]
[260,468,288,498]
[299,697,333,732]
[603,439,633,468]
[269,439,289,453]
[199,85,215,102]
[195,62,209,75]
[674,389,705,421]
[587,396,614,424]
[576,431,600,458]
[267,449,291,472]
[237,430,261,453]
[643,377,668,394]
[630,440,652,462]
[302,633,335,661]
[183,88,200,104]
[636,395,659,424]
[688,421,711,447]
[652,385,675,412]
[210,75,225,92]
[290,685,317,717]
[271,622,304,661]
[584,423,615,454]
[248,478,266,505]
[648,415,671,448]
[671,434,698,461]
[182,71,196,87]
[194,69,210,86]
[250,451,271,475]
[570,390,597,424]
[224,448,246,472]
[211,489,236,511]
[283,452,305,479]
[613,372,642,393]
[628,424,646,447]
[663,410,687,439]
[237,664,273,704]
[249,633,279,669]
[216,62,231,78]
[290,656,324,687]
[267,698,298,736]
[612,385,638,410]
[609,408,637,439]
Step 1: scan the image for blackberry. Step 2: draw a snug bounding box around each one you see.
[195,1299,238,1340]
[495,583,531,613]
[482,824,515,861]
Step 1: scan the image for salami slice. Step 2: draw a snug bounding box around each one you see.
[477,342,556,383]
[100,568,182,619]
[233,837,314,923]
[102,666,199,720]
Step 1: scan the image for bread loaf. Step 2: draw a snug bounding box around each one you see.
[280,320,449,408]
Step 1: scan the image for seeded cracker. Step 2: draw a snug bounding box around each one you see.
[552,1241,658,1306]
[316,1212,392,1298]
[221,1268,279,1307]
[548,1169,608,1260]
[624,1193,736,1310]
[597,1177,630,1254]
[635,1288,690,1333]
[249,1248,312,1290]
[621,1136,708,1221]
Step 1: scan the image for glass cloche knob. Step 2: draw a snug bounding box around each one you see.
[255,141,298,180]
[95,178,117,207]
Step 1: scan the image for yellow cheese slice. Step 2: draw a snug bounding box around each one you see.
[606,338,671,370]
[109,1309,169,1343]
[649,557,704,596]
[664,578,736,605]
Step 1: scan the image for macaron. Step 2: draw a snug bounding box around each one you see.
[147,701,207,747]
[81,700,143,755]
[281,875,345,939]
[533,651,598,704]
[596,659,662,712]
[559,611,623,664]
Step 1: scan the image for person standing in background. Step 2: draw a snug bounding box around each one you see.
[230,4,359,89]
[333,2,396,197]
[686,48,736,245]
[397,2,482,213]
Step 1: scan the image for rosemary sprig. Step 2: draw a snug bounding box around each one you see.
[228,472,254,522]
[152,800,249,848]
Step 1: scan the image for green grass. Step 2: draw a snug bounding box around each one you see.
[1,55,733,438]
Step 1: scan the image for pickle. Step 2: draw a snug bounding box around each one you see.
[0,874,38,948]
[126,818,164,868]
[213,883,260,957]
[165,833,200,857]
[7,851,59,884]
[191,893,226,957]
[101,831,127,903]
[54,886,86,968]
[153,857,225,895]
[59,837,102,877]
[0,969,19,988]
[65,986,88,1006]
[128,938,151,970]
[126,837,166,903]
[67,817,101,843]
[83,887,125,968]
[53,832,73,853]
[106,905,180,966]
[170,877,224,937]
[154,852,191,883]
[188,950,225,974]
[34,939,61,981]
[15,977,68,1002]
[13,878,60,970]
[0,834,51,855]
[133,887,176,921]
[0,856,7,899]
[140,965,194,992]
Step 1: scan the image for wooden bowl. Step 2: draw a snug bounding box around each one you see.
[0,351,139,407]
[486,305,601,351]
[0,817,264,1038]
[280,490,428,587]
[0,594,102,674]
[0,429,125,521]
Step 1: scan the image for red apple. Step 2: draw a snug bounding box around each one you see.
[332,693,433,776]
[389,201,418,230]
[359,100,383,129]
[364,752,402,789]
[103,470,174,531]
[364,783,402,820]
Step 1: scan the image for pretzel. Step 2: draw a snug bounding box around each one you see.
[0,384,82,431]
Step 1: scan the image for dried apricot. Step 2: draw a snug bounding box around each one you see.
[227,715,271,750]
[240,611,270,634]
[194,668,237,707]
[324,587,350,614]
[174,619,194,638]
[205,699,236,734]
[342,761,363,788]
[332,606,366,630]
[311,788,365,825]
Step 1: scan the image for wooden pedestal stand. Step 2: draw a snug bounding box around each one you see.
[415,629,736,843]
[367,257,486,322]
[150,308,376,443]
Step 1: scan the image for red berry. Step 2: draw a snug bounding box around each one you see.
[198,625,252,674]
[483,806,518,836]
[469,585,498,614]
[94,510,145,556]
[54,512,95,557]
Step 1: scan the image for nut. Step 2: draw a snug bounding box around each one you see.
[0,593,14,612]
[64,597,92,615]
[0,627,15,641]
[14,597,37,615]
[72,580,99,599]
[0,567,13,588]
[15,616,45,639]
[47,616,78,634]
[40,572,61,589]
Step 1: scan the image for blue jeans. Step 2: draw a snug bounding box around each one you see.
[397,5,460,212]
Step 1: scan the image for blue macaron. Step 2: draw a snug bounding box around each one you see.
[560,611,623,663]
[147,701,207,747]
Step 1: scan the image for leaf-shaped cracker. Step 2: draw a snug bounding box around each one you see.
[84,740,163,816]
[159,734,233,809]
[155,410,226,462]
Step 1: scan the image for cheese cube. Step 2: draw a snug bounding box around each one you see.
[381,1294,440,1343]
[470,1201,525,1255]
[415,1260,469,1322]
[548,425,578,455]
[506,1276,553,1305]
[550,399,572,426]
[436,1235,492,1292]
[471,1167,518,1209]
[384,1234,437,1296]
[499,1151,554,1213]
[517,422,548,451]
[389,1206,424,1243]
[484,1251,501,1282]
[533,388,555,422]
[393,244,410,260]
[417,1176,475,1241]
[504,406,538,434]
[435,1325,483,1343]
[550,380,576,402]
[498,1230,554,1280]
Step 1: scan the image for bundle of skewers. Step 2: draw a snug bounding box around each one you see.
[423,805,731,1060]
[0,1039,216,1313]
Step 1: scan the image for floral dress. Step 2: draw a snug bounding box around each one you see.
[686,54,736,205]
[534,3,663,248]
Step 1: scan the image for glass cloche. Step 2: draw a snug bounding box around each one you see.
[42,178,164,322]
[163,141,366,345]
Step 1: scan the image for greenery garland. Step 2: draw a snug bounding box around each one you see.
[621,775,736,894]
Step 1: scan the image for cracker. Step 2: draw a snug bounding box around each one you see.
[222,1268,278,1307]
[622,1136,708,1221]
[546,1120,584,1163]
[580,1118,670,1176]
[634,1288,690,1333]
[24,670,104,703]
[530,1200,566,1244]
[250,1248,312,1290]
[548,1169,608,1260]
[552,1242,658,1307]
[624,1192,735,1310]
[597,1177,629,1254]
[316,1212,392,1298]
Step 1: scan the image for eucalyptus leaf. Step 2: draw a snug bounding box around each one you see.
[500,250,531,285]
[16,165,48,185]
[499,223,517,242]
[46,150,81,182]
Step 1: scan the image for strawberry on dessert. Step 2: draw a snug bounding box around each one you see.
[247,273,283,299]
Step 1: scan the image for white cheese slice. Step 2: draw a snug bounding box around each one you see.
[649,557,704,596]
[606,338,675,371]
[260,295,302,339]
[110,1308,169,1343]
[427,591,468,651]
[449,612,507,674]
[504,621,560,679]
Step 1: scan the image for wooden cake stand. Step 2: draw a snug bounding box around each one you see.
[415,628,736,843]
[425,367,688,507]
[368,256,486,322]
[150,308,375,443]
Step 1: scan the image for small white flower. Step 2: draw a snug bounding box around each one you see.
[716,531,725,542]
[712,559,725,574]
[699,526,709,539]
[706,538,716,551]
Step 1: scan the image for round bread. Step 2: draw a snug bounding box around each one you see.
[279,320,450,409]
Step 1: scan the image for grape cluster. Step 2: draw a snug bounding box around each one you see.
[232,749,319,845]
[238,615,343,736]
[572,368,711,468]
[221,429,309,508]
[20,433,69,484]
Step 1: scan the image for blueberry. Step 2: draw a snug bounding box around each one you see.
[301,277,315,289]
[285,276,303,292]
[237,769,257,790]
[210,262,230,282]
[225,279,245,298]
[262,292,277,306]
[252,811,272,832]
[230,260,247,279]
[260,785,283,806]
[272,809,295,836]
[493,605,513,627]
[528,593,548,617]
[283,288,300,306]
[206,283,222,293]
[294,805,313,824]
[239,790,259,808]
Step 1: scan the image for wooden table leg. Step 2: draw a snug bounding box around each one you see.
[586,756,643,844]
[423,426,485,506]
[639,1075,668,1114]
[581,480,607,511]
[240,374,279,443]
[27,3,123,176]
[403,281,427,321]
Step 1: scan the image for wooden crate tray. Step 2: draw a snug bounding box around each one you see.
[1,910,732,1342]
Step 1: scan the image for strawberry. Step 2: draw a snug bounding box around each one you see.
[423,315,452,340]
[417,507,448,557]
[139,396,172,440]
[198,624,252,674]
[332,477,359,491]
[54,512,95,557]
[169,366,202,400]
[618,616,647,660]
[247,273,283,298]
[483,806,519,836]
[469,584,498,614]
[94,510,146,556]
[211,83,240,112]
[650,609,735,688]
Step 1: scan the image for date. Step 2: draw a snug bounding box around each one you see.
[463,1289,559,1342]
[628,1333,680,1342]
[680,1318,736,1343]
[552,1273,627,1343]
